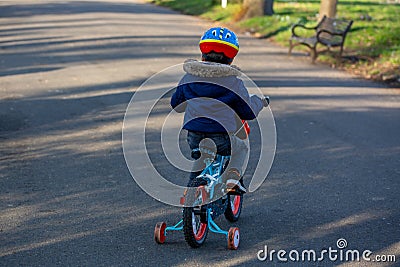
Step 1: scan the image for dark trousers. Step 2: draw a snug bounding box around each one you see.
[186,129,249,185]
[186,131,231,181]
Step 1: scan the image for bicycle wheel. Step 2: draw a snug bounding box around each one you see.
[224,194,242,222]
[183,178,209,248]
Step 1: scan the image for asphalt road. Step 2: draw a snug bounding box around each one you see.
[1,0,399,266]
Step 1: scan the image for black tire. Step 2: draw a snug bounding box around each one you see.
[183,178,209,248]
[224,194,243,222]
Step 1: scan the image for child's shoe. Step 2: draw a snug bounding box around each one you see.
[224,168,246,193]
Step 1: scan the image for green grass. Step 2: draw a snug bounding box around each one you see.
[153,0,400,84]
[151,0,217,15]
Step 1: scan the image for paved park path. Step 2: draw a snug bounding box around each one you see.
[1,0,399,266]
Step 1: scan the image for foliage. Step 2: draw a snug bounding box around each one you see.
[153,0,400,84]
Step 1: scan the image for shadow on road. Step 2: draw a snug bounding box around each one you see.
[0,1,174,18]
[0,0,399,266]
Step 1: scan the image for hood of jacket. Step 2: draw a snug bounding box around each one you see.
[183,59,241,78]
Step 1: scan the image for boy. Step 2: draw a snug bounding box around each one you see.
[171,27,269,193]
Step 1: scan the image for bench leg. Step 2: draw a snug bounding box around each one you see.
[288,40,293,55]
[339,45,344,58]
[335,46,344,64]
[310,47,317,64]
[339,45,344,61]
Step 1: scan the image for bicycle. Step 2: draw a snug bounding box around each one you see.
[154,96,269,250]
[154,145,243,250]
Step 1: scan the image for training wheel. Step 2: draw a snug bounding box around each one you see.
[227,227,240,250]
[154,222,167,244]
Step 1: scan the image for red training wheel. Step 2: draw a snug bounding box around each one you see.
[154,222,167,244]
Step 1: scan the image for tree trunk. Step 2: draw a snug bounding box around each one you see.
[240,0,274,20]
[242,0,263,19]
[319,0,338,18]
[263,0,274,16]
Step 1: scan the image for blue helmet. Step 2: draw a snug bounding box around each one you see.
[199,27,239,59]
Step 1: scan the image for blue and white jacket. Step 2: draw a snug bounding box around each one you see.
[171,59,264,133]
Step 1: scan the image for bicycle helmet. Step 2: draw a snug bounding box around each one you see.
[199,27,239,59]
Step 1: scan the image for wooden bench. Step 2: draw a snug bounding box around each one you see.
[288,15,353,63]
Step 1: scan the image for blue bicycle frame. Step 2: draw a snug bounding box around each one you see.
[165,153,231,237]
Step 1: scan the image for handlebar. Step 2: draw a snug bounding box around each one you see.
[263,96,270,107]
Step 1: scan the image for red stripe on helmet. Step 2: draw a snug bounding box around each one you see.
[199,42,238,59]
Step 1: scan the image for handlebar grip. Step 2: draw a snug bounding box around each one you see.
[263,96,270,107]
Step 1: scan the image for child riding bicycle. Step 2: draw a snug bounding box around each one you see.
[171,27,269,193]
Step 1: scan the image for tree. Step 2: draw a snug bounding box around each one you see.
[319,0,338,18]
[240,0,274,20]
[263,0,274,15]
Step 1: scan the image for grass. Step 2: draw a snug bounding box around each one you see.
[151,0,400,86]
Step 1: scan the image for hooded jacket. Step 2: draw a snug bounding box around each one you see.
[171,60,264,133]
